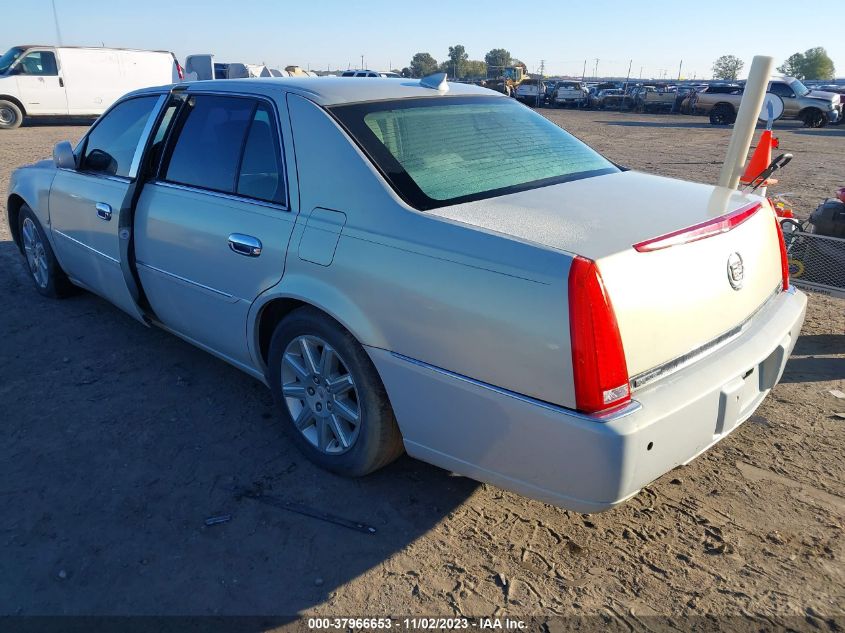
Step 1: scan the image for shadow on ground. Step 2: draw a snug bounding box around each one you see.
[0,240,478,617]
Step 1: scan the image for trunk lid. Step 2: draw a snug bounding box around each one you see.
[430,170,784,377]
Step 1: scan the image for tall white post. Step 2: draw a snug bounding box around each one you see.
[717,55,773,189]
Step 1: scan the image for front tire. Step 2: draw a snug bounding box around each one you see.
[710,104,736,125]
[0,99,23,129]
[802,108,826,128]
[18,205,75,298]
[267,307,404,477]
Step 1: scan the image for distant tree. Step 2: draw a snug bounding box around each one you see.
[712,55,744,81]
[464,60,487,78]
[778,53,806,79]
[801,47,835,80]
[447,44,469,78]
[400,67,413,78]
[777,47,835,80]
[409,53,438,78]
[484,48,513,72]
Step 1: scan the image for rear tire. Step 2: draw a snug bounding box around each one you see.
[267,307,404,477]
[18,205,76,298]
[709,104,735,125]
[0,99,23,129]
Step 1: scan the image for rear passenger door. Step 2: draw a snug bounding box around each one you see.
[134,93,295,368]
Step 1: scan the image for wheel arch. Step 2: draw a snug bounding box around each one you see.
[712,101,735,112]
[7,193,27,251]
[0,94,26,116]
[250,278,389,375]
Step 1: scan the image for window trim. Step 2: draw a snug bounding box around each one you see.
[157,91,290,210]
[74,93,165,181]
[15,48,60,77]
[328,95,618,211]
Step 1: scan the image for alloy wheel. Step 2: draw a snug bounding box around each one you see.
[281,334,361,455]
[22,217,49,288]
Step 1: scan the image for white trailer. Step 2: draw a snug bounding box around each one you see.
[0,45,182,128]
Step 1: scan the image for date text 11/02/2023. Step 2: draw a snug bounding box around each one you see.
[306,617,527,629]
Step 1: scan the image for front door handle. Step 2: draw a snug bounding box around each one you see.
[228,233,262,257]
[95,202,112,221]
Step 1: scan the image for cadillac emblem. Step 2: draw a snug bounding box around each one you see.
[727,252,744,290]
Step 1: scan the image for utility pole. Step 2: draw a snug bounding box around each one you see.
[639,66,643,80]
[537,59,545,108]
[361,54,364,70]
[593,58,599,80]
[677,59,683,81]
[622,59,632,111]
[582,59,586,82]
[51,0,63,46]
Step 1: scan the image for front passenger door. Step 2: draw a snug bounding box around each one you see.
[50,94,163,320]
[13,49,67,115]
[768,82,798,117]
[134,94,296,368]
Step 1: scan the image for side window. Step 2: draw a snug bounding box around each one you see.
[236,104,285,204]
[163,95,255,193]
[81,96,159,177]
[769,83,795,98]
[17,51,58,76]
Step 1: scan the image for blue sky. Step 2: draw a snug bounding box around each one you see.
[3,0,843,79]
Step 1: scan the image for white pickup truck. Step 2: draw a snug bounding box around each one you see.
[553,81,588,107]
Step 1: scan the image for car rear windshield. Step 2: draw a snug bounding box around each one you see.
[0,47,25,75]
[329,96,617,210]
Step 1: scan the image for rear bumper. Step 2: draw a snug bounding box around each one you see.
[369,286,806,513]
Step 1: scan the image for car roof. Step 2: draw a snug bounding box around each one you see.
[126,77,503,106]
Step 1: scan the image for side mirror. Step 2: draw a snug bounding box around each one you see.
[53,141,77,170]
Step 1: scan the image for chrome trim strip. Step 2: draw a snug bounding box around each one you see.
[150,180,288,212]
[630,284,782,391]
[52,229,119,264]
[128,93,168,179]
[390,352,642,423]
[56,167,130,184]
[136,261,234,299]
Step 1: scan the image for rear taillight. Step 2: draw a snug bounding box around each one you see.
[176,60,185,80]
[633,201,762,252]
[774,216,790,291]
[568,257,631,414]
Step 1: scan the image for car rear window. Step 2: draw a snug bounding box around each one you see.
[330,96,617,210]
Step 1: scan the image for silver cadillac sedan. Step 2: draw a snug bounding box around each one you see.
[7,76,806,512]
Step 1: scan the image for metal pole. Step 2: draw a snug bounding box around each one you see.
[677,60,683,81]
[582,59,586,82]
[594,58,599,80]
[622,59,631,111]
[718,55,774,189]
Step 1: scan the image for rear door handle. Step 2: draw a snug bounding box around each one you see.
[95,202,112,221]
[228,233,262,257]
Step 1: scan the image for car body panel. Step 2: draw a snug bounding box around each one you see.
[369,286,805,512]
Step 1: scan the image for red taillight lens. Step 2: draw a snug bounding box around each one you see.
[176,61,185,80]
[774,216,790,291]
[633,201,762,252]
[568,256,630,414]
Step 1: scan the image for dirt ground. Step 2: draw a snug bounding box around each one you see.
[0,109,843,628]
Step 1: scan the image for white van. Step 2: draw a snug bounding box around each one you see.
[0,45,182,129]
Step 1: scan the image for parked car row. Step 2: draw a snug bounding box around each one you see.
[505,73,842,128]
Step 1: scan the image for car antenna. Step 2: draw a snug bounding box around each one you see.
[420,73,449,92]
